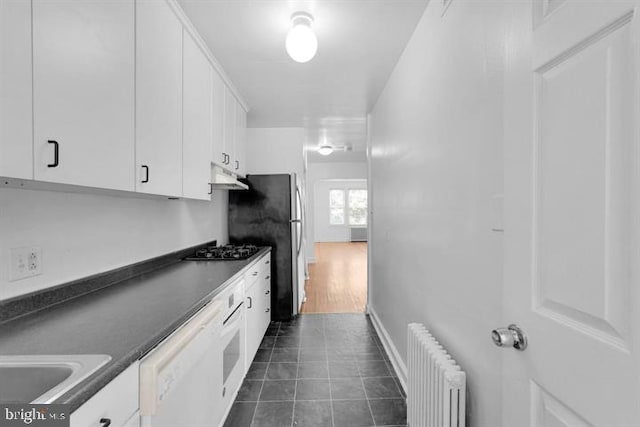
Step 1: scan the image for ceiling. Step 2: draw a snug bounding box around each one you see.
[178,0,428,163]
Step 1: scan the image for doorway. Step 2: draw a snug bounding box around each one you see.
[301,179,368,313]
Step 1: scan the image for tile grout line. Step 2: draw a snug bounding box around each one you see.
[357,332,379,427]
[322,323,335,427]
[289,344,301,427]
[250,322,278,427]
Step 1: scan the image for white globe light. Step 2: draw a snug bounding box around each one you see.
[286,13,318,63]
[317,145,333,156]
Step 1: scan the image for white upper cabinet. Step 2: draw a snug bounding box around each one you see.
[235,102,247,177]
[222,85,236,173]
[136,0,182,197]
[0,0,33,180]
[211,70,226,168]
[32,0,135,190]
[2,0,248,197]
[183,29,213,200]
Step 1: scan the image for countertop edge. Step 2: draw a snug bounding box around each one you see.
[50,247,272,412]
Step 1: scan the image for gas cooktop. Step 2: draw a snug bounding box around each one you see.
[184,244,260,261]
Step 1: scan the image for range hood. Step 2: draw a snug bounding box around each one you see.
[210,165,248,190]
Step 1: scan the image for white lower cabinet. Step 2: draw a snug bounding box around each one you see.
[244,253,272,368]
[262,258,272,329]
[70,361,139,427]
[245,280,262,367]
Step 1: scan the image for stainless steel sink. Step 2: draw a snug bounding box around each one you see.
[0,354,111,403]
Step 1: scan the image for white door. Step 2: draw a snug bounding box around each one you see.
[503,2,640,426]
[135,0,182,197]
[182,29,213,201]
[32,0,135,191]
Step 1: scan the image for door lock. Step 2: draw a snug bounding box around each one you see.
[491,324,527,351]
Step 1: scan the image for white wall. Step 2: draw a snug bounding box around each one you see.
[314,179,366,242]
[306,162,366,262]
[245,127,304,176]
[368,2,506,426]
[0,187,228,301]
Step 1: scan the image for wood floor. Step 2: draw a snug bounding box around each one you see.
[300,242,368,313]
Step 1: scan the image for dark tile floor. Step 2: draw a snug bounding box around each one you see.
[224,314,407,427]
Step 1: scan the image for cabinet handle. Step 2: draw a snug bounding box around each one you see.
[265,260,270,265]
[265,308,270,313]
[223,153,229,165]
[141,165,149,183]
[47,140,59,168]
[265,290,270,295]
[235,160,239,170]
[99,419,111,427]
[247,296,252,309]
[252,271,258,276]
[208,183,213,195]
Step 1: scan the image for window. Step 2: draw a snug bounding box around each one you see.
[328,188,368,226]
[329,189,345,225]
[348,189,367,226]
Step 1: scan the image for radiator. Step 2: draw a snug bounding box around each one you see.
[407,323,466,427]
[350,227,367,242]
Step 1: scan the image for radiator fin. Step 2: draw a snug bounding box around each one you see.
[407,323,466,427]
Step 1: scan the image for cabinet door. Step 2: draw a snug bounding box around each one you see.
[32,0,135,190]
[234,101,247,177]
[0,0,32,179]
[263,271,272,332]
[222,85,236,173]
[183,30,213,200]
[245,283,262,366]
[211,71,226,168]
[136,0,182,197]
[70,362,139,427]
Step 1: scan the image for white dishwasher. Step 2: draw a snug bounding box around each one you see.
[139,299,224,427]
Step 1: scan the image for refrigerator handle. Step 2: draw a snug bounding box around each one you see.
[295,185,304,256]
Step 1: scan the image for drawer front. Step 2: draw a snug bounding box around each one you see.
[260,254,271,276]
[70,362,139,427]
[245,253,270,291]
[244,263,261,289]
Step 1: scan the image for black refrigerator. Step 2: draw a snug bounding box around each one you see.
[228,174,303,321]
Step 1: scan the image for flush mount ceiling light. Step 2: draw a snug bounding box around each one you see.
[317,145,333,156]
[286,12,318,63]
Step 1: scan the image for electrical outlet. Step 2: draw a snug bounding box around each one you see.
[28,247,42,275]
[9,246,42,281]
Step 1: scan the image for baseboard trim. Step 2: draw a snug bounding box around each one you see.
[368,306,407,394]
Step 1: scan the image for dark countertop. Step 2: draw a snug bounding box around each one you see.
[0,247,271,412]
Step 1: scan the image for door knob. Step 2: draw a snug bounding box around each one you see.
[491,324,527,351]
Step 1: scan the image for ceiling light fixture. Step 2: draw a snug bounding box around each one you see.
[286,12,318,63]
[317,145,333,156]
